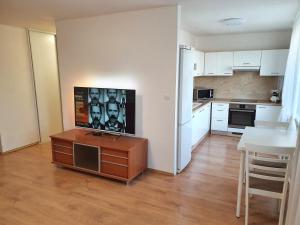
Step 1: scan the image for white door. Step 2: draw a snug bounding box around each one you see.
[204,52,217,75]
[260,49,289,76]
[0,26,40,152]
[234,51,262,67]
[217,52,233,76]
[178,47,193,125]
[29,31,63,142]
[178,120,192,172]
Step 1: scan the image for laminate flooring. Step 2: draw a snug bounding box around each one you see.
[0,135,279,225]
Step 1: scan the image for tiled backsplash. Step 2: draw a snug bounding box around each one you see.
[194,72,280,100]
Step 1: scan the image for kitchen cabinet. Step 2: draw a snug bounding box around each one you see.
[204,52,218,76]
[255,105,282,122]
[234,50,262,67]
[260,49,289,76]
[217,52,234,75]
[211,102,229,132]
[193,50,204,77]
[192,103,211,147]
[204,52,233,76]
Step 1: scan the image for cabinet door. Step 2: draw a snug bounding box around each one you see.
[217,52,233,76]
[203,103,211,133]
[234,51,262,67]
[256,105,281,122]
[260,49,288,76]
[196,51,204,76]
[191,113,198,146]
[204,52,217,75]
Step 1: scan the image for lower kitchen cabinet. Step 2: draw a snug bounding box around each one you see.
[211,102,229,132]
[192,103,211,147]
[256,105,282,122]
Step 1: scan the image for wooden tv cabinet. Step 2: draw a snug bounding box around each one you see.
[50,129,148,184]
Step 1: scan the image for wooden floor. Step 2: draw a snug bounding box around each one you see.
[0,134,279,225]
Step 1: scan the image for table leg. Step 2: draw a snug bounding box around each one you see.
[236,151,245,218]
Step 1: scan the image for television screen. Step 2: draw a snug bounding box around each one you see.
[74,87,135,135]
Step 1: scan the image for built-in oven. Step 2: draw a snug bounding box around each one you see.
[228,103,256,129]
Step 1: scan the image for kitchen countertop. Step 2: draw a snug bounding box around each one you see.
[192,98,281,112]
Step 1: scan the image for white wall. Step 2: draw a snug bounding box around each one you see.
[56,6,179,174]
[195,30,292,51]
[29,31,63,142]
[0,25,40,152]
[179,29,196,46]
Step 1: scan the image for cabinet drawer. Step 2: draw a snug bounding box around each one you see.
[101,154,128,165]
[211,118,228,132]
[101,148,128,158]
[101,161,128,178]
[53,152,73,165]
[53,144,73,154]
[212,108,228,118]
[52,138,73,148]
[212,103,229,110]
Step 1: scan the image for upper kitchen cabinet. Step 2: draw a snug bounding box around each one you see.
[193,50,204,77]
[204,52,218,75]
[233,50,262,67]
[217,52,234,75]
[260,49,289,76]
[204,51,233,76]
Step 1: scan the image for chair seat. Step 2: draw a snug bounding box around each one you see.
[250,177,284,193]
[252,159,287,168]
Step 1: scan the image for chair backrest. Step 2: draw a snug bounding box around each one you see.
[254,120,289,130]
[245,143,295,183]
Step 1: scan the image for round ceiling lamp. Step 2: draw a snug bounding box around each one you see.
[220,18,246,26]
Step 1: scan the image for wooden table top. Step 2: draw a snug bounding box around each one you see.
[50,129,148,151]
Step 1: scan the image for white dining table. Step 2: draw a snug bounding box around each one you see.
[236,126,297,218]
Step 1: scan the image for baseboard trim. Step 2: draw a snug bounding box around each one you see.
[147,168,175,176]
[0,142,39,155]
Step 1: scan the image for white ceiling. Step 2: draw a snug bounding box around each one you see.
[181,0,300,35]
[0,0,299,34]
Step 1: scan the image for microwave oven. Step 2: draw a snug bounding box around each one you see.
[193,88,214,100]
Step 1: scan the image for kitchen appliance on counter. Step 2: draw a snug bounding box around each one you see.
[270,90,280,103]
[193,88,214,100]
[228,103,256,133]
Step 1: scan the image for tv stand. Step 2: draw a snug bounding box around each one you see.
[50,129,148,184]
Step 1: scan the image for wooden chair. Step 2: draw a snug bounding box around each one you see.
[244,143,295,225]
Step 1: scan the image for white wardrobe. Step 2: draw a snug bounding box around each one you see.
[0,25,62,153]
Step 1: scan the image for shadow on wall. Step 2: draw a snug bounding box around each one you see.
[0,134,2,153]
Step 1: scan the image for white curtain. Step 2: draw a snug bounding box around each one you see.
[280,11,300,123]
[284,10,300,225]
[286,122,300,225]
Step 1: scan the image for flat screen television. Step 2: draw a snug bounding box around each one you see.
[74,87,135,135]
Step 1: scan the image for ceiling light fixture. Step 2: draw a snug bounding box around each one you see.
[220,18,246,26]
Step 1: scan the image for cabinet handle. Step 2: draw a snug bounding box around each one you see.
[224,72,232,74]
[208,73,214,75]
[216,119,223,122]
[271,72,279,75]
[243,62,251,65]
[258,106,266,109]
[217,109,224,111]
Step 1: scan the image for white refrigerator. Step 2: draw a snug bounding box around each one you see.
[177,46,193,173]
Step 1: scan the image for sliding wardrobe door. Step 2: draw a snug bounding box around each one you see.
[28,31,63,143]
[0,25,40,152]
